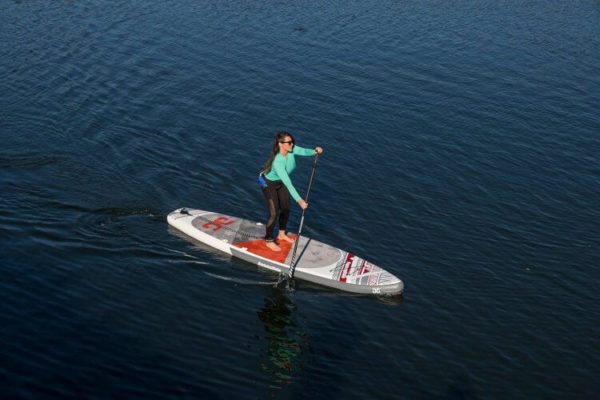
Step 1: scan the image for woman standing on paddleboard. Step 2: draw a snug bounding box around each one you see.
[259,132,323,252]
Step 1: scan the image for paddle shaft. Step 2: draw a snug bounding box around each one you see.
[288,154,319,278]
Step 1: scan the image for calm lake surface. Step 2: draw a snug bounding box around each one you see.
[1,1,599,398]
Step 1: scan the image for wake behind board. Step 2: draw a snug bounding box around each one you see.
[167,208,403,295]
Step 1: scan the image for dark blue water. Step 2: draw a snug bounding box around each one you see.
[1,1,599,398]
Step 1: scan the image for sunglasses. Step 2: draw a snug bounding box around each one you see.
[280,140,294,144]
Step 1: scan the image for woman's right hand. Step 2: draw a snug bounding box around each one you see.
[298,199,308,210]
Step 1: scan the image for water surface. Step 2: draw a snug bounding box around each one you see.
[1,1,599,398]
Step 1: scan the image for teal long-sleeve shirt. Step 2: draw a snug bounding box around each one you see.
[264,145,316,202]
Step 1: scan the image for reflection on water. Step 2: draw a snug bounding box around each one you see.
[257,288,311,389]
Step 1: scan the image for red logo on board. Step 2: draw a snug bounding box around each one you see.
[339,254,355,282]
[202,216,235,231]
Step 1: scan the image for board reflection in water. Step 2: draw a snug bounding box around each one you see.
[257,288,312,389]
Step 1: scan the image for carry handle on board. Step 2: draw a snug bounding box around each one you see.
[287,154,320,280]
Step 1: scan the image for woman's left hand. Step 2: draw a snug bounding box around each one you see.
[315,147,324,155]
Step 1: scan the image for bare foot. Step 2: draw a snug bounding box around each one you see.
[277,234,294,243]
[265,241,281,251]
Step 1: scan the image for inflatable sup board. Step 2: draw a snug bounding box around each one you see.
[168,208,403,295]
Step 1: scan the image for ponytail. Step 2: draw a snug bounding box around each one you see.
[262,131,295,174]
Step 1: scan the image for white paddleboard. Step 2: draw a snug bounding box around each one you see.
[167,208,403,295]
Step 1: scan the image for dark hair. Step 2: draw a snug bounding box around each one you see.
[262,131,295,174]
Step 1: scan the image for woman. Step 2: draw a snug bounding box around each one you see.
[260,131,324,251]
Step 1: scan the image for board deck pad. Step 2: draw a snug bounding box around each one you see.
[233,235,297,264]
[168,208,403,295]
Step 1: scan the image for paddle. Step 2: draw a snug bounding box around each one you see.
[287,153,320,280]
